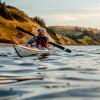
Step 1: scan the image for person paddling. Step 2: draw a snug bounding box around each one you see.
[16,26,72,53]
[27,28,49,49]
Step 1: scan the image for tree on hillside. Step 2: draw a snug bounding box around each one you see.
[32,16,46,28]
[0,0,27,22]
[0,0,2,5]
[0,0,6,13]
[0,0,13,20]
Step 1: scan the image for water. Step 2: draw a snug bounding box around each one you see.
[0,45,100,100]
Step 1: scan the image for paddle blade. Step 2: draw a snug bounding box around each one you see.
[64,48,71,53]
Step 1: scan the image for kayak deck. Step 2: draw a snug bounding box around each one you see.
[13,44,49,57]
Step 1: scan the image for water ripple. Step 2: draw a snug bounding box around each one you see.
[0,46,100,100]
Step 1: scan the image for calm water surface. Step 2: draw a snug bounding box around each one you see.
[0,45,100,100]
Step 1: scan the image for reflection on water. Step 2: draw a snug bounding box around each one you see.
[0,45,100,100]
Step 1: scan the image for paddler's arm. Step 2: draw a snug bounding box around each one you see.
[26,28,38,47]
[26,36,37,47]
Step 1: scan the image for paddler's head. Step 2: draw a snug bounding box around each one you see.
[37,28,46,36]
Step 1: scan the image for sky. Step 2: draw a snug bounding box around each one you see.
[2,0,100,28]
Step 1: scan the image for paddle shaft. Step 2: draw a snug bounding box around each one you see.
[16,26,71,53]
[49,42,71,53]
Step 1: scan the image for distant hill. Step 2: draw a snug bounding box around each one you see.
[47,26,100,45]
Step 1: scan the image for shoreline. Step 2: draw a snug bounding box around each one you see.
[0,43,100,47]
[0,43,13,47]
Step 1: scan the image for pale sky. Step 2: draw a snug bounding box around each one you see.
[2,0,100,28]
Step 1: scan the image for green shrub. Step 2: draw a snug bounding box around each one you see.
[66,33,83,40]
[78,36,92,45]
[46,27,56,35]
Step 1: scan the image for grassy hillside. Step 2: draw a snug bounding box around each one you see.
[0,1,54,44]
[0,1,100,45]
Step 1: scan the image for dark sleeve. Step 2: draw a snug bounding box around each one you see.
[27,36,37,45]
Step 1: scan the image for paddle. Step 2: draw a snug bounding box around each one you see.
[16,26,71,53]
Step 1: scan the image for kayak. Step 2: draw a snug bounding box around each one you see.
[13,44,50,57]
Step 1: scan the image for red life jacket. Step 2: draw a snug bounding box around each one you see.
[36,35,49,48]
